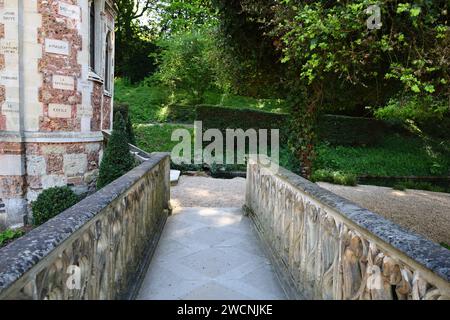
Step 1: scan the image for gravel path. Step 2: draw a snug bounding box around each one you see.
[318,182,450,245]
[171,176,246,209]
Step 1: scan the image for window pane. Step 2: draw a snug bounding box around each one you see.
[90,2,95,70]
[105,32,110,90]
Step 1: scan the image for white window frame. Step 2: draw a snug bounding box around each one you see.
[88,0,104,82]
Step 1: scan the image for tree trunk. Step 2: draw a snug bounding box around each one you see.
[289,83,323,179]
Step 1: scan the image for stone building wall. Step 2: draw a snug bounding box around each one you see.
[0,0,116,229]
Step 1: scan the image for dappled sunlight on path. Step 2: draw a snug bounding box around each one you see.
[137,177,286,300]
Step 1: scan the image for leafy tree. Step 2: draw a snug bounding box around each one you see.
[212,0,285,97]
[97,113,135,189]
[214,0,449,177]
[153,30,217,103]
[157,0,215,35]
[114,0,159,82]
[115,0,156,39]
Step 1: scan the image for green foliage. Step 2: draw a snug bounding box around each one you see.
[311,169,357,187]
[152,30,217,104]
[135,123,194,154]
[202,91,288,113]
[114,1,159,82]
[116,37,159,83]
[314,135,450,177]
[213,0,449,175]
[158,0,216,35]
[113,103,136,145]
[275,0,449,102]
[393,183,406,191]
[31,187,79,226]
[165,105,197,123]
[97,113,135,189]
[213,0,285,98]
[279,146,302,175]
[114,78,288,124]
[441,243,450,250]
[317,115,394,146]
[197,105,287,136]
[0,229,25,248]
[375,95,449,122]
[393,181,445,193]
[114,78,171,123]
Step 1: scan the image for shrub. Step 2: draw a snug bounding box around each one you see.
[393,181,445,193]
[311,169,357,187]
[97,113,136,189]
[441,243,450,250]
[393,184,407,191]
[31,187,79,226]
[114,103,136,145]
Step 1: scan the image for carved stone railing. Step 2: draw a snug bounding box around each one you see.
[0,153,171,300]
[244,156,450,300]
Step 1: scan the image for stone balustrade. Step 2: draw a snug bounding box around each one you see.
[244,156,450,300]
[0,153,171,300]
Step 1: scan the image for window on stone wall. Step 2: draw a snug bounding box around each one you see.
[89,1,96,71]
[105,31,111,92]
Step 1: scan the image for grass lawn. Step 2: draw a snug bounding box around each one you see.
[115,79,171,124]
[135,123,194,154]
[314,134,450,177]
[202,91,287,114]
[115,79,288,124]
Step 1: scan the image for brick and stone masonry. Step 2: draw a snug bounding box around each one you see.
[0,0,116,229]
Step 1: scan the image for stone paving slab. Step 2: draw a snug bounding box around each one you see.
[137,207,286,300]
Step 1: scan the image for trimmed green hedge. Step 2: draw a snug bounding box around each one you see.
[196,105,289,147]
[166,104,197,124]
[196,105,287,131]
[195,105,395,147]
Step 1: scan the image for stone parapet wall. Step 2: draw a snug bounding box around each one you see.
[245,156,450,300]
[0,153,170,300]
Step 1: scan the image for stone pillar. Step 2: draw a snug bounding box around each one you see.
[0,0,27,228]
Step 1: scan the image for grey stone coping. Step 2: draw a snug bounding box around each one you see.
[0,152,170,292]
[255,161,450,283]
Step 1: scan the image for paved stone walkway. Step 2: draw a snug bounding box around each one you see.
[137,205,286,300]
